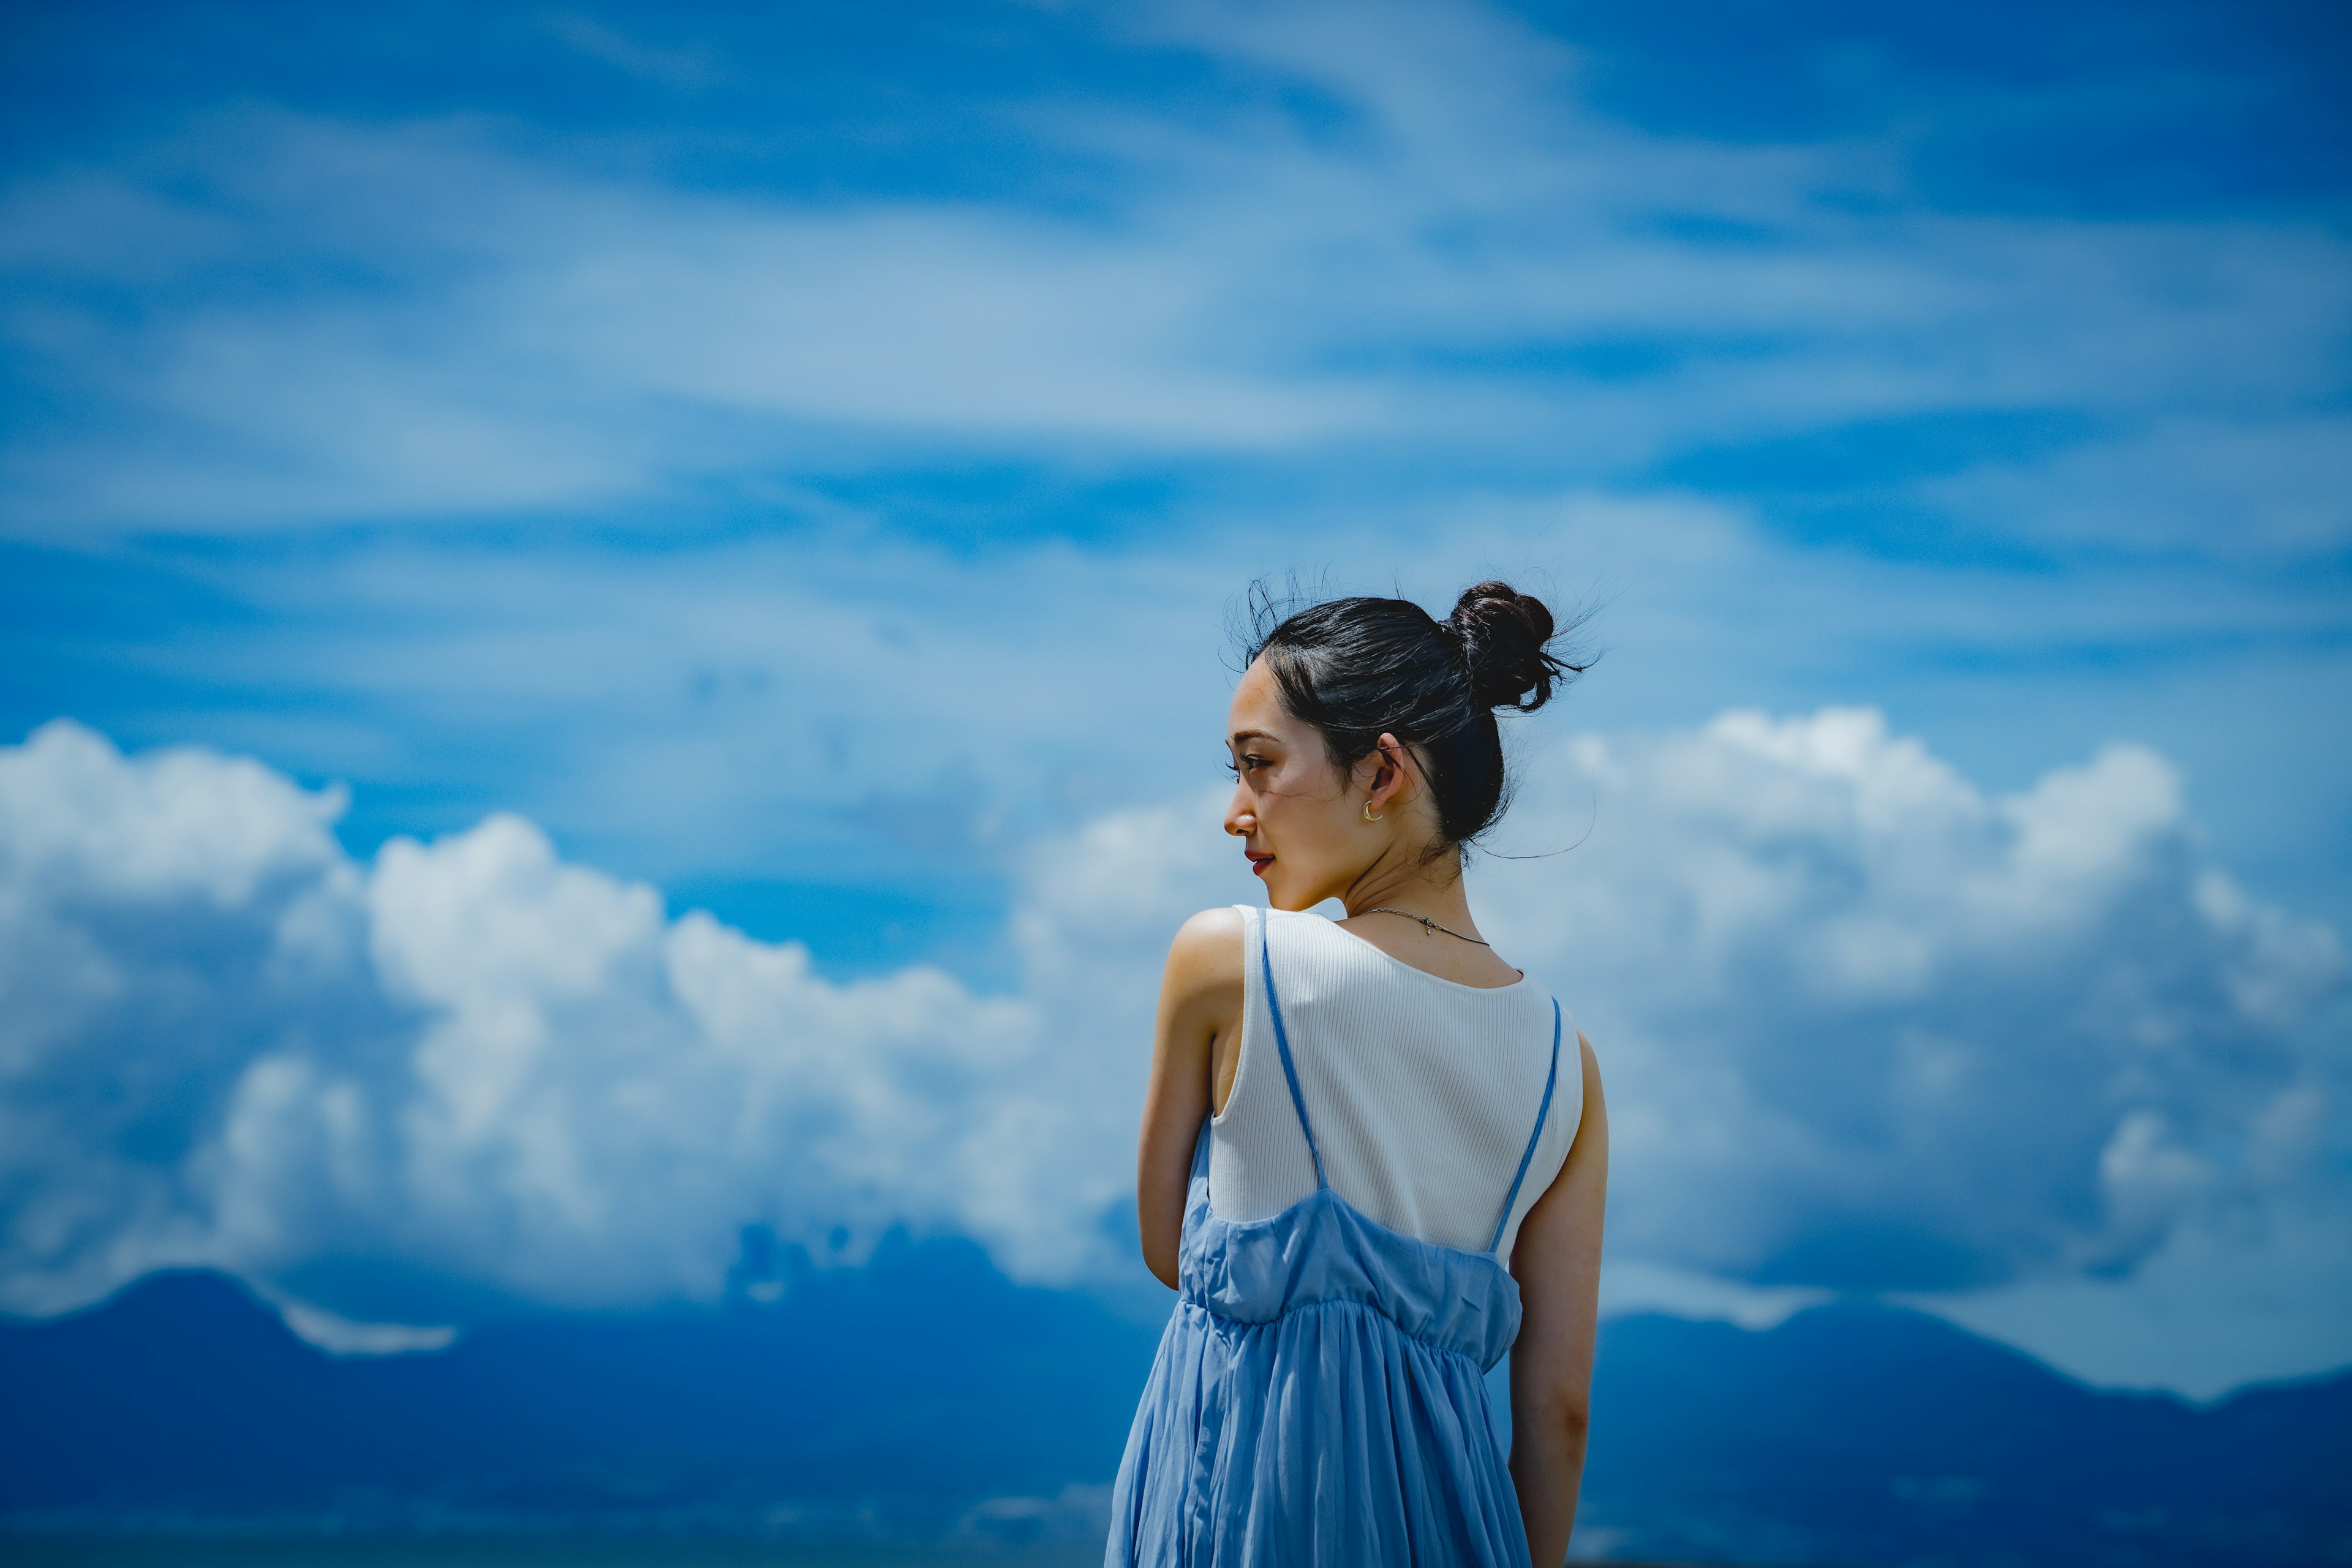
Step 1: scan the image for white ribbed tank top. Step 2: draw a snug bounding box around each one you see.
[1207,905,1580,1258]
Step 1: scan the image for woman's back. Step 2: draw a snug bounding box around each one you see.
[1209,907,1577,1257]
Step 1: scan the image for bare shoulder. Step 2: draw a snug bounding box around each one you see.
[1167,905,1245,971]
[1162,907,1245,1005]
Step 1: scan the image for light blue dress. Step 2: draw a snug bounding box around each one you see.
[1106,931,1564,1566]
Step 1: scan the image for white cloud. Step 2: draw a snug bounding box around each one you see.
[1474,707,2347,1313]
[274,1298,458,1357]
[0,720,1140,1321]
[0,709,2342,1392]
[1596,1259,1830,1332]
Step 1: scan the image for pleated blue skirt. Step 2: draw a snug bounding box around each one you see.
[1104,1124,1536,1566]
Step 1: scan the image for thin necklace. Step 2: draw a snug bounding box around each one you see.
[1359,907,1491,946]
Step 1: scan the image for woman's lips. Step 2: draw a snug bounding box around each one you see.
[1247,853,1273,878]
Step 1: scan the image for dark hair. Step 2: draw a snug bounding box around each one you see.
[1244,580,1586,851]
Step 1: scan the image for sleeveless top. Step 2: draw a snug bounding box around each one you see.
[1209,907,1577,1257]
[1106,906,1574,1567]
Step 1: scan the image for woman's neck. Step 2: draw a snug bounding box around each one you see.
[1332,853,1520,986]
[1340,851,1480,938]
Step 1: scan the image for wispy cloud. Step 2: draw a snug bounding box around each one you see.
[2,0,2344,560]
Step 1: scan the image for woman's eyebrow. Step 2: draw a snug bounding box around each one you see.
[1228,729,1278,747]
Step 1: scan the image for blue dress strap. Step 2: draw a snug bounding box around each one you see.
[1258,914,1329,1190]
[1487,997,1564,1254]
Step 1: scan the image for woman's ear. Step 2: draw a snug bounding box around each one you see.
[1368,732,1413,812]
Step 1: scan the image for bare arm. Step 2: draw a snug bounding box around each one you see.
[1508,1031,1608,1567]
[1135,908,1245,1289]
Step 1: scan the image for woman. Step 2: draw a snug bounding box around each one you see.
[1107,582,1608,1568]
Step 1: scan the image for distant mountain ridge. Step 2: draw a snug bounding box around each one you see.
[4,1248,2346,1567]
[1583,1305,2350,1566]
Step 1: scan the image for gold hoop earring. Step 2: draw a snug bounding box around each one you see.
[1362,802,1383,823]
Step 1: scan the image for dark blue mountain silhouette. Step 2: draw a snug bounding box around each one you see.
[1583,1305,2351,1566]
[1,1237,1150,1528]
[3,1248,2347,1566]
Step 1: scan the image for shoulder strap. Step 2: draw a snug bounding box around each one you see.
[1487,998,1564,1254]
[1258,913,1329,1190]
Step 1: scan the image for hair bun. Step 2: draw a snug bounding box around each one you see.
[1447,580,1572,712]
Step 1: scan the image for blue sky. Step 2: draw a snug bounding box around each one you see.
[2,0,2347,1398]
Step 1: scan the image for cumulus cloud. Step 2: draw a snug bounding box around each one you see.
[1480,709,2346,1297]
[0,720,1140,1324]
[1,712,2344,1391]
